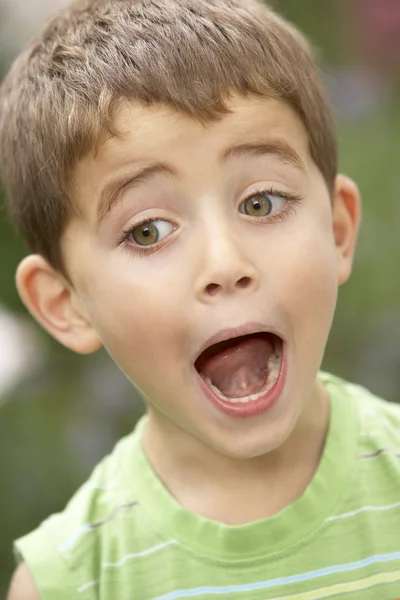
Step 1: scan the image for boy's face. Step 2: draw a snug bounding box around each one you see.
[35,96,359,459]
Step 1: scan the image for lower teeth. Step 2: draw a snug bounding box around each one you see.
[200,351,281,404]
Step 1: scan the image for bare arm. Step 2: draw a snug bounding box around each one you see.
[7,563,39,600]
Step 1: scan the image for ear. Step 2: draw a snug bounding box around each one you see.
[332,174,362,286]
[16,255,102,354]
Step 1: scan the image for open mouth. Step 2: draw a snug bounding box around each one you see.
[194,332,283,404]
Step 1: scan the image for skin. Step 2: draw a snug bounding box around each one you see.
[16,96,361,529]
[7,564,39,600]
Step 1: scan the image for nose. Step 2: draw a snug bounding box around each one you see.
[194,220,260,302]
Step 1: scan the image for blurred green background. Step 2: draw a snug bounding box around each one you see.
[0,0,399,595]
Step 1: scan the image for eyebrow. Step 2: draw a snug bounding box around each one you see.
[221,139,306,171]
[97,163,175,224]
[96,139,304,224]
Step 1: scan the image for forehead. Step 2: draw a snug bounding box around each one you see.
[71,95,314,211]
[107,95,309,160]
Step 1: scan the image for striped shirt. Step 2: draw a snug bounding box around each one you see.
[15,372,400,599]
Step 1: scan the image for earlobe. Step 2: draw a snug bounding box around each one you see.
[16,255,102,354]
[332,174,362,286]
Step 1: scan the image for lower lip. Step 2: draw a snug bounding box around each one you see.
[194,343,287,418]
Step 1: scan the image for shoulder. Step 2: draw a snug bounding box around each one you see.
[321,372,400,419]
[320,371,400,447]
[14,423,144,599]
[7,563,39,600]
[346,378,400,435]
[324,371,400,450]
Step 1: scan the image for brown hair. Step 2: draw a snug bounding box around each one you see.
[0,0,337,274]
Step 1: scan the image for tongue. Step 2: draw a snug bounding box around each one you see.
[200,335,274,398]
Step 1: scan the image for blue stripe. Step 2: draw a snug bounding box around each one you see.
[58,524,92,552]
[153,552,400,600]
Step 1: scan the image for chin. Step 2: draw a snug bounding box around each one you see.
[203,415,296,461]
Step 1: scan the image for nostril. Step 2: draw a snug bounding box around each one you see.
[205,283,220,296]
[236,276,251,289]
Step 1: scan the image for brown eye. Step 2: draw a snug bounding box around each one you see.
[131,222,159,246]
[242,193,272,216]
[129,220,175,246]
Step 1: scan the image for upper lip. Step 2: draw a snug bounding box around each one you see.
[193,321,285,364]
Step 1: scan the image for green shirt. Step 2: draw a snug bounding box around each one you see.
[15,373,400,599]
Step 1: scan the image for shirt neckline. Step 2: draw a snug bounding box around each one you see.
[126,373,359,562]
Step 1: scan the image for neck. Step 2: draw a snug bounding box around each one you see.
[142,380,330,525]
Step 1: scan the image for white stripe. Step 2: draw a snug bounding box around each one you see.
[103,540,177,568]
[77,540,176,592]
[58,501,138,552]
[327,501,400,522]
[78,579,99,593]
[59,523,92,553]
[359,430,378,437]
[359,408,378,417]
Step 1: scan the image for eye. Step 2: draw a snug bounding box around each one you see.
[239,191,286,217]
[128,219,175,246]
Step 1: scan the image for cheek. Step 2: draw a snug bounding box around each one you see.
[274,219,339,328]
[82,267,186,381]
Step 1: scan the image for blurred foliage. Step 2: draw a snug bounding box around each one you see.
[0,0,399,595]
[278,0,344,64]
[326,101,400,392]
[0,203,26,311]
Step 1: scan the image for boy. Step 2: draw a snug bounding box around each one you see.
[1,0,399,598]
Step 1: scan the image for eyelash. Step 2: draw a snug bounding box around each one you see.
[117,186,304,257]
[244,186,304,224]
